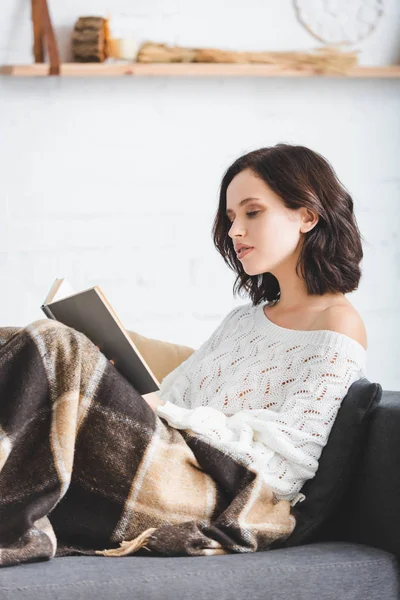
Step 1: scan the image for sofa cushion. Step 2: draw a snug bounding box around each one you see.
[127,330,195,383]
[270,378,382,549]
[320,389,400,556]
[0,542,397,600]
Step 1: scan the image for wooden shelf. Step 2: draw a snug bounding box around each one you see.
[1,63,400,78]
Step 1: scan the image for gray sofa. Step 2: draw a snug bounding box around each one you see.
[0,389,399,600]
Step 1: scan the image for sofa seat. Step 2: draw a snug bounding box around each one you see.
[0,541,398,600]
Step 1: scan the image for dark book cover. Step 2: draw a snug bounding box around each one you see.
[41,280,160,395]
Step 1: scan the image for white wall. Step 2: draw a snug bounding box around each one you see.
[1,1,399,390]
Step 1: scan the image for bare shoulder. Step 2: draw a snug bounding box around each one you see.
[315,303,368,350]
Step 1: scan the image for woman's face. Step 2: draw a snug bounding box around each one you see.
[226,168,315,277]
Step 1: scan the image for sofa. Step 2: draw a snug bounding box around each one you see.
[0,331,399,600]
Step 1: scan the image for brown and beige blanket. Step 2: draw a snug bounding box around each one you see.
[0,319,296,568]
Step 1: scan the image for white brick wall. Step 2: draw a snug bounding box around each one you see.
[1,1,399,390]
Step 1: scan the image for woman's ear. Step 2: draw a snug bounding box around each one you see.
[300,207,319,233]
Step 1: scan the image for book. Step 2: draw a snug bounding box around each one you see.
[41,278,160,395]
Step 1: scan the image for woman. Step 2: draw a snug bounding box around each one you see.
[147,143,367,507]
[0,143,368,565]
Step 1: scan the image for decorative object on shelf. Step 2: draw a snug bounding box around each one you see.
[72,16,110,62]
[109,39,139,61]
[293,0,384,45]
[108,15,139,61]
[30,0,60,75]
[136,42,359,74]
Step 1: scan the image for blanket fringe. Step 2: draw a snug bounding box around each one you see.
[95,527,157,557]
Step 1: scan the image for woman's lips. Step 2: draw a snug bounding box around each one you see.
[237,247,254,259]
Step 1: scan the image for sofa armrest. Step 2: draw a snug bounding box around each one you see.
[330,389,400,556]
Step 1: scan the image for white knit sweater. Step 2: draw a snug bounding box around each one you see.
[156,301,368,507]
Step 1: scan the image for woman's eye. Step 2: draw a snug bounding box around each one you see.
[227,210,259,224]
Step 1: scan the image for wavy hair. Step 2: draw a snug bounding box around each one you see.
[212,144,364,305]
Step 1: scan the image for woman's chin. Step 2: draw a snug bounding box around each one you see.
[239,253,273,276]
[243,265,263,276]
[242,261,274,277]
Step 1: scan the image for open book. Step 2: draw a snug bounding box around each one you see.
[41,278,160,395]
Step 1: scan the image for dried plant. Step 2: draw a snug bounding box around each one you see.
[137,42,359,74]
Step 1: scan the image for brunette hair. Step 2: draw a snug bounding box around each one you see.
[212,143,364,305]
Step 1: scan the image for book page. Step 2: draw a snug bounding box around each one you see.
[51,279,76,303]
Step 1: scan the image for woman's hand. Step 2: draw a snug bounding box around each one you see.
[96,346,115,365]
[142,392,166,411]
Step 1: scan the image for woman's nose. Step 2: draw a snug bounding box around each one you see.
[228,222,246,237]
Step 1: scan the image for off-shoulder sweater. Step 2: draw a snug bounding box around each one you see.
[156,301,368,507]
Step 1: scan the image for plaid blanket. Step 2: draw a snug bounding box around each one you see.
[0,319,296,568]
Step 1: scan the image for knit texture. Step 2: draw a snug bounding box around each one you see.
[157,302,368,507]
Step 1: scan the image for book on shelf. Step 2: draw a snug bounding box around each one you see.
[41,278,160,395]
